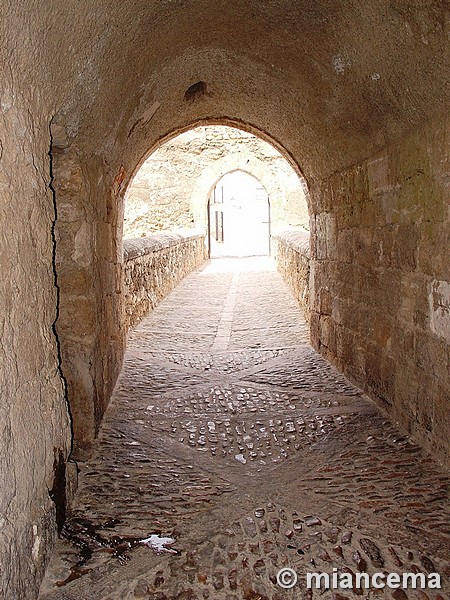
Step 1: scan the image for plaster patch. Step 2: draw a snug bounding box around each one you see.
[429,280,450,341]
[32,526,41,562]
[73,222,93,267]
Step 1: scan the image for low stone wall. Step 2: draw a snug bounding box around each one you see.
[123,232,206,330]
[274,230,311,321]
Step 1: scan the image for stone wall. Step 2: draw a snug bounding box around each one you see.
[273,231,311,322]
[123,233,207,330]
[52,146,125,461]
[124,125,309,239]
[0,87,71,598]
[309,116,450,467]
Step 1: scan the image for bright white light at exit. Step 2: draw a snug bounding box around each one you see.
[209,171,270,258]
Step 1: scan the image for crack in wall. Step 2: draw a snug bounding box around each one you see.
[48,121,73,445]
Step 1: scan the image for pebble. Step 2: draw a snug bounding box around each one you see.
[305,516,322,527]
[359,538,384,567]
[419,555,435,573]
[341,531,352,544]
[242,517,258,538]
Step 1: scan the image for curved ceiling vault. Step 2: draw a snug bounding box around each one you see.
[22,0,449,181]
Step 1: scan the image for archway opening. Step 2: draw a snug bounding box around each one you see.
[208,170,270,258]
[122,124,310,241]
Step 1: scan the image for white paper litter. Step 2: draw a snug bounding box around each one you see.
[140,534,177,554]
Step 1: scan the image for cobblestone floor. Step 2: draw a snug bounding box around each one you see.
[39,258,449,600]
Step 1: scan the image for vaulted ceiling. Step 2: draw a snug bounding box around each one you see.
[5,0,449,179]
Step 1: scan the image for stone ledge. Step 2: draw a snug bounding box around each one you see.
[273,229,310,258]
[123,230,206,261]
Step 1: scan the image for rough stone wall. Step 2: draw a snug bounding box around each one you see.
[124,126,309,238]
[0,93,71,597]
[274,231,311,322]
[124,160,195,236]
[123,233,206,330]
[310,116,450,467]
[52,147,125,460]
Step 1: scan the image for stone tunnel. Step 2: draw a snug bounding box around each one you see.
[0,2,449,598]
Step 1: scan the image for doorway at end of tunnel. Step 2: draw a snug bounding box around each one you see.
[208,170,270,258]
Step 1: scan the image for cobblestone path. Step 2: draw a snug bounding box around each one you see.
[39,258,450,600]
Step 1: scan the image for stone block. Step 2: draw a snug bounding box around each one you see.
[334,199,362,229]
[310,312,321,348]
[433,393,450,464]
[57,201,86,223]
[325,213,337,258]
[419,223,450,281]
[393,360,419,417]
[335,326,356,371]
[320,315,337,355]
[353,227,375,267]
[364,347,394,405]
[336,228,354,263]
[414,329,448,380]
[366,270,401,317]
[313,213,328,260]
[398,273,429,329]
[59,295,96,338]
[309,180,333,213]
[333,262,361,301]
[390,224,419,271]
[415,375,437,437]
[318,288,333,316]
[370,312,393,350]
[390,322,415,362]
[57,265,93,295]
[428,279,450,341]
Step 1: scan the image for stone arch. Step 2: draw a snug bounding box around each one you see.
[124,118,309,204]
[188,152,309,234]
[206,169,272,257]
[122,122,310,241]
[205,167,271,205]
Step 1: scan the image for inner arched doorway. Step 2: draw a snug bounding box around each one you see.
[208,171,270,258]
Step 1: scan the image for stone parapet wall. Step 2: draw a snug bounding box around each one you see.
[123,232,207,330]
[274,231,311,322]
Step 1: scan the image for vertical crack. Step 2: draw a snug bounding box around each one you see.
[48,122,73,444]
